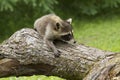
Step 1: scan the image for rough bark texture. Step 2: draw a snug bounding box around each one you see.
[0,28,120,80]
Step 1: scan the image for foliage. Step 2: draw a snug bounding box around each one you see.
[0,0,58,13]
[0,0,120,15]
[57,0,120,15]
[0,75,65,80]
[0,10,35,42]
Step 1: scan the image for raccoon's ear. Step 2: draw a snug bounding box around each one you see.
[66,18,72,24]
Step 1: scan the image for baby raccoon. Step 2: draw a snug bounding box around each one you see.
[34,14,76,57]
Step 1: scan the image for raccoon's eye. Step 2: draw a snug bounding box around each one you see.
[56,22,60,30]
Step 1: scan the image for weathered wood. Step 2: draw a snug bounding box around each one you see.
[0,28,119,80]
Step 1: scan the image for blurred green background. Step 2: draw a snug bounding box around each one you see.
[0,0,120,80]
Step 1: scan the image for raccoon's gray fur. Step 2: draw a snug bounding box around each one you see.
[34,14,76,57]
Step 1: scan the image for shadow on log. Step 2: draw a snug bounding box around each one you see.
[0,28,120,80]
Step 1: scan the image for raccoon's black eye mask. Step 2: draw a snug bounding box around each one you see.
[61,34,72,41]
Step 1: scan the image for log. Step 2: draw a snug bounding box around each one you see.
[0,28,120,80]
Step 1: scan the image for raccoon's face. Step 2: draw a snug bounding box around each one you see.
[53,18,76,44]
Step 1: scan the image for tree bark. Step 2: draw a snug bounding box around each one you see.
[0,28,119,80]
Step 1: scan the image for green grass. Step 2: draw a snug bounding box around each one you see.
[0,75,65,80]
[73,14,120,52]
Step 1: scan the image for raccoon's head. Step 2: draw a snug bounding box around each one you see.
[53,18,76,44]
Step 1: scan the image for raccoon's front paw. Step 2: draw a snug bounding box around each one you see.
[54,50,61,57]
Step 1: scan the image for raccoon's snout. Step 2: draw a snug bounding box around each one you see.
[61,34,72,41]
[60,34,76,44]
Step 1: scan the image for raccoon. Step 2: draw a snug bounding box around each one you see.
[34,14,76,57]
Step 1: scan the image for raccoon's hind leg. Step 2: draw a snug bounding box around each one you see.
[44,38,61,57]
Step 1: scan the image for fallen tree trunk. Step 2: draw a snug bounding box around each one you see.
[0,28,119,80]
